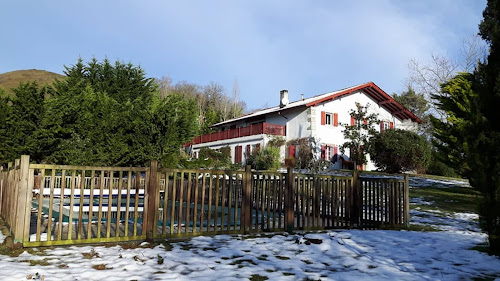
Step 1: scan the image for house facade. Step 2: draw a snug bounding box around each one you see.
[186,82,421,171]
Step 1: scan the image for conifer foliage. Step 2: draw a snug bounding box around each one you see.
[0,58,199,167]
[432,0,500,254]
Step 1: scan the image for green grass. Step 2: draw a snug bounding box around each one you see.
[411,185,481,214]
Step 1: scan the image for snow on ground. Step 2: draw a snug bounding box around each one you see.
[1,176,500,281]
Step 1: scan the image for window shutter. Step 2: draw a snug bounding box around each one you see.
[235,146,243,163]
[321,111,326,125]
[380,121,384,132]
[288,145,296,158]
[246,145,251,156]
[256,143,261,152]
[351,116,355,126]
[334,146,338,155]
[390,122,394,129]
[334,113,338,127]
[321,145,326,160]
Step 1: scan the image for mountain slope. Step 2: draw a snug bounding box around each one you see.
[0,69,64,97]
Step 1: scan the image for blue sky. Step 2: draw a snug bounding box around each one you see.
[1,0,486,110]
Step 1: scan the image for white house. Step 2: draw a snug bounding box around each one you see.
[187,82,421,171]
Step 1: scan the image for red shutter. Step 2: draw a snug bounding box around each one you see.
[321,111,326,125]
[256,143,261,153]
[351,116,355,126]
[334,146,338,155]
[380,121,384,132]
[363,118,367,125]
[390,122,394,129]
[235,146,243,163]
[194,152,197,159]
[321,145,326,160]
[288,145,296,158]
[334,113,338,127]
[246,144,251,156]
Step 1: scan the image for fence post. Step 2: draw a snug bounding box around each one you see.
[0,166,3,219]
[404,174,410,227]
[145,160,159,241]
[351,170,361,228]
[241,165,252,234]
[14,155,32,243]
[285,167,295,232]
[6,162,13,229]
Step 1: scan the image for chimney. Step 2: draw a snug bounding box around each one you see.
[280,89,289,108]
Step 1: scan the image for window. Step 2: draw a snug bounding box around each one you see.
[351,116,361,127]
[380,121,394,132]
[325,113,332,125]
[321,111,338,126]
[326,146,333,160]
[321,145,337,161]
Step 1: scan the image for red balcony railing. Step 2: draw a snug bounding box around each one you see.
[189,122,286,145]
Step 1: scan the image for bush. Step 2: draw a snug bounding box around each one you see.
[287,138,313,169]
[198,147,231,169]
[370,129,431,173]
[251,146,281,171]
[426,157,460,178]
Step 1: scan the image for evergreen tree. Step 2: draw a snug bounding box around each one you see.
[152,93,198,167]
[8,82,49,162]
[0,90,12,164]
[38,58,160,166]
[431,73,476,177]
[472,0,500,254]
[432,0,500,254]
[393,87,431,136]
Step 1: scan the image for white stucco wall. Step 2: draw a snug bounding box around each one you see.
[312,90,417,171]
[265,107,311,140]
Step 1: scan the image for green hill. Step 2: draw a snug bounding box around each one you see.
[0,69,64,97]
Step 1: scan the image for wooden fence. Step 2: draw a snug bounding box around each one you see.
[0,156,409,247]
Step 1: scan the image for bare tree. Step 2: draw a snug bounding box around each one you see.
[406,34,487,118]
[232,78,240,119]
[460,35,488,73]
[156,75,172,99]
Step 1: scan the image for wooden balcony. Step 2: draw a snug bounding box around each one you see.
[189,122,286,145]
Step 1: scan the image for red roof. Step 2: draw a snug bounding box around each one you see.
[212,82,422,127]
[306,82,422,123]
